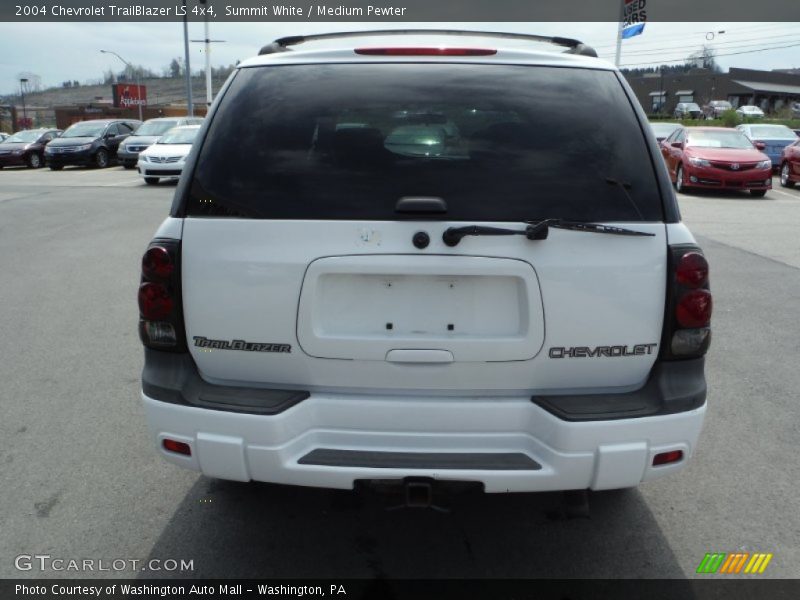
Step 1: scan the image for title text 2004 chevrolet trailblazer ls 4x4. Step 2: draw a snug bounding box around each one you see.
[138,31,712,499]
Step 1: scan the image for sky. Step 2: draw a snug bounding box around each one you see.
[1,21,799,95]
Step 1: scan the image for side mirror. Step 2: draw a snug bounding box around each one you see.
[755,142,766,150]
[671,141,684,149]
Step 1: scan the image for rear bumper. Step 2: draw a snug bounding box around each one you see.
[141,351,707,492]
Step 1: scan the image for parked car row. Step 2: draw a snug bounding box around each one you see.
[649,120,799,196]
[0,116,204,183]
[674,100,771,121]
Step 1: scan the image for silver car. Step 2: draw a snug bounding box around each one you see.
[735,105,765,119]
[674,102,702,119]
[117,116,203,168]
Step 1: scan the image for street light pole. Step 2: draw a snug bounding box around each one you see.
[19,78,28,130]
[100,50,143,121]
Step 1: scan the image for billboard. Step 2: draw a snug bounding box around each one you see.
[112,83,147,109]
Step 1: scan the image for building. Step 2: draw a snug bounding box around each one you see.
[625,67,800,116]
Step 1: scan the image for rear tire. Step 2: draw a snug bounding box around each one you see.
[780,163,795,188]
[94,149,109,169]
[750,189,767,198]
[27,153,42,169]
[144,177,159,185]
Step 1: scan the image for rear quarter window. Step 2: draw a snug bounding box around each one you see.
[186,63,663,222]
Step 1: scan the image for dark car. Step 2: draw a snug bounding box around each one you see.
[44,119,141,170]
[0,128,62,169]
[674,102,702,119]
[702,100,732,119]
[660,126,772,197]
[779,139,800,188]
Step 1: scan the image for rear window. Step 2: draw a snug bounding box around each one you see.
[186,64,663,222]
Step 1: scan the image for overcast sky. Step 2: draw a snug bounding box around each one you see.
[1,21,799,95]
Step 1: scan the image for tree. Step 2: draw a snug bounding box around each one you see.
[687,45,722,73]
[169,58,182,78]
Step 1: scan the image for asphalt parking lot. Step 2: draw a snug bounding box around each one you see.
[1,165,799,582]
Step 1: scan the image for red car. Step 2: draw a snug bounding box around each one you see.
[660,126,772,197]
[779,138,800,188]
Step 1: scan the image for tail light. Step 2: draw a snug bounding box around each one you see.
[163,439,191,456]
[138,239,187,352]
[653,450,683,466]
[661,246,712,360]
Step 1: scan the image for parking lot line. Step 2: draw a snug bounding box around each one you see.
[769,188,800,200]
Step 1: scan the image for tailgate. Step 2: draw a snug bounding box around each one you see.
[181,220,666,393]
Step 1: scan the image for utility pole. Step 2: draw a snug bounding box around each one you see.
[183,0,193,116]
[192,0,225,109]
[19,78,28,130]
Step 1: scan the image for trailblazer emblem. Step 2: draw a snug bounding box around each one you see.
[193,336,291,353]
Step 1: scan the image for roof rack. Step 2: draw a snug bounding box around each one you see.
[258,29,598,58]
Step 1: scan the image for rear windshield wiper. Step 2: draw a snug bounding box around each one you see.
[442,219,655,247]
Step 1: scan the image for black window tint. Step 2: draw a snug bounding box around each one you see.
[119,123,134,133]
[106,124,119,136]
[187,64,663,222]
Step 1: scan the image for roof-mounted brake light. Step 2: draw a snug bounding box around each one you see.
[354,47,497,56]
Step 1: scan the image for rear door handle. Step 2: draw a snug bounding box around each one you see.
[385,349,454,364]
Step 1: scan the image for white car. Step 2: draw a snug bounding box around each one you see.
[736,105,765,119]
[137,125,201,185]
[137,31,711,507]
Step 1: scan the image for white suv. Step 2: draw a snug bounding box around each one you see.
[138,31,711,498]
